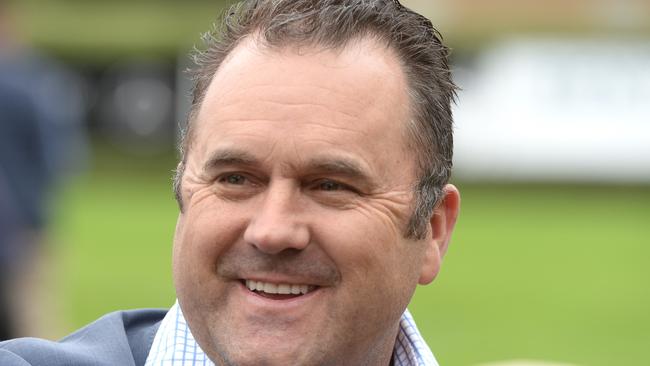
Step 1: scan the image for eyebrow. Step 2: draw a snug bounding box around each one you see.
[304,157,371,183]
[202,149,259,172]
[202,148,375,186]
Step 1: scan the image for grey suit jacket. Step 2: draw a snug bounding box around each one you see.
[0,308,166,366]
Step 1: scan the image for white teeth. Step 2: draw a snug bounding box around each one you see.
[245,280,313,295]
[246,281,256,291]
[290,284,301,295]
[263,282,277,293]
[277,284,291,294]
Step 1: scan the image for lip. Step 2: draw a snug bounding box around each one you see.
[236,280,323,310]
[238,273,329,287]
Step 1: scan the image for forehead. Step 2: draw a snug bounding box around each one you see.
[191,36,415,179]
[200,36,409,122]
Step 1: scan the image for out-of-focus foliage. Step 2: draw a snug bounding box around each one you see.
[14,0,650,62]
[12,0,233,63]
[405,0,650,51]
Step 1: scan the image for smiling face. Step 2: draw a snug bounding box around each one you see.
[173,37,451,366]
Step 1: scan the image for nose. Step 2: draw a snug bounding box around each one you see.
[243,182,310,254]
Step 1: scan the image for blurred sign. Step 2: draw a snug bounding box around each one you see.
[453,38,650,182]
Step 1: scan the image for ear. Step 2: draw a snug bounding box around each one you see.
[418,184,460,285]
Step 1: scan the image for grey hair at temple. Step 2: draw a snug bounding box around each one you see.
[173,0,457,240]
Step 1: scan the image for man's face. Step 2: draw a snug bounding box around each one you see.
[173,38,446,366]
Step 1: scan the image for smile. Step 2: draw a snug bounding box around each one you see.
[244,279,317,297]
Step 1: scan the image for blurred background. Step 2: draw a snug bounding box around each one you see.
[0,0,648,365]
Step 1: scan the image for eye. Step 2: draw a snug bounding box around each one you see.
[308,179,360,208]
[312,179,359,194]
[213,172,262,200]
[318,180,344,191]
[219,173,248,185]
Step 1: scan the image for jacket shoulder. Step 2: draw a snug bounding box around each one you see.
[0,308,167,366]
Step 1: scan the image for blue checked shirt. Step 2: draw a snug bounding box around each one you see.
[145,300,439,366]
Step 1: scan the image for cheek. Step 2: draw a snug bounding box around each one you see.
[315,210,398,277]
[173,201,249,286]
[314,210,422,331]
[315,208,424,293]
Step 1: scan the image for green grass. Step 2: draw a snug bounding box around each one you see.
[411,184,650,366]
[49,148,650,366]
[50,146,179,326]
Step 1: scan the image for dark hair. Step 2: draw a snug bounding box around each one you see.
[174,0,457,239]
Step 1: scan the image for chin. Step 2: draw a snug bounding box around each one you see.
[208,342,329,366]
[198,321,330,366]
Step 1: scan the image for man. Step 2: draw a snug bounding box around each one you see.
[0,0,460,365]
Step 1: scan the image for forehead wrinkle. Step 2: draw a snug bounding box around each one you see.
[295,121,367,135]
[213,85,370,124]
[257,100,362,121]
[214,100,363,126]
[219,83,370,104]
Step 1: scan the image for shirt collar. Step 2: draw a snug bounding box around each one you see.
[145,300,438,366]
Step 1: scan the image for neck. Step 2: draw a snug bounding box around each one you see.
[351,324,400,366]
